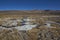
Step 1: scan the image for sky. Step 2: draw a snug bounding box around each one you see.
[0,0,60,10]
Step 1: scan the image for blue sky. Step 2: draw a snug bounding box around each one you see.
[0,0,60,10]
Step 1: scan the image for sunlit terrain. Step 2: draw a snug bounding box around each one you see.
[0,10,60,40]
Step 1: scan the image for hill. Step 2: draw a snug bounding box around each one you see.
[0,10,60,15]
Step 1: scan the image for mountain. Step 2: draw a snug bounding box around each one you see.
[0,10,60,15]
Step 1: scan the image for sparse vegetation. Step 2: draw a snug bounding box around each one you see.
[0,10,60,40]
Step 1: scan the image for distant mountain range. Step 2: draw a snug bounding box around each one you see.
[0,10,60,15]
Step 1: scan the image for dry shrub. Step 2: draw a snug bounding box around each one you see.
[27,27,60,40]
[0,29,21,40]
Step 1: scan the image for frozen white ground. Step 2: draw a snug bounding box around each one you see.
[0,24,37,31]
[15,24,37,31]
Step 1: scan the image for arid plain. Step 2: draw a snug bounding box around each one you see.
[0,10,60,40]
